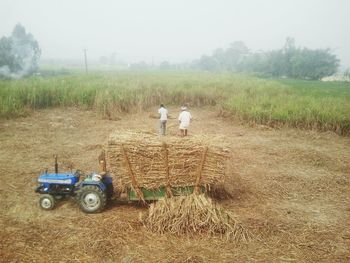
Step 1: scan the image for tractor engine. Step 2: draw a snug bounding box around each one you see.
[35,171,80,196]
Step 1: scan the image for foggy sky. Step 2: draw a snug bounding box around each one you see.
[1,0,350,67]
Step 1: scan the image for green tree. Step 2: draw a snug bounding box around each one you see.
[266,50,286,77]
[225,41,249,71]
[282,37,296,76]
[289,48,339,79]
[197,55,220,71]
[0,24,41,78]
[197,41,249,72]
[245,38,339,79]
[192,38,339,79]
[0,37,16,71]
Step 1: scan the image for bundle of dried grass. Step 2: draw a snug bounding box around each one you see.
[140,194,252,242]
[107,131,230,194]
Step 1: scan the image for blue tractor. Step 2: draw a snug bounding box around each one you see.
[35,155,113,213]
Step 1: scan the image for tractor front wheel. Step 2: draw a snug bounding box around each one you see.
[39,194,55,210]
[77,185,107,213]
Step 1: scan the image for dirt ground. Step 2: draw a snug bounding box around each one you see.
[0,106,349,263]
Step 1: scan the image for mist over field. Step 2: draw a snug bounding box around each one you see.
[1,0,350,131]
[1,0,349,68]
[1,1,350,262]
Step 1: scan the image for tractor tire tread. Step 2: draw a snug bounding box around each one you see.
[76,185,107,213]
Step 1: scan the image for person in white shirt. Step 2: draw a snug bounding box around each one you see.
[178,106,192,136]
[158,104,168,135]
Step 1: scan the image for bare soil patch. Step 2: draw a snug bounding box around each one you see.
[0,106,349,262]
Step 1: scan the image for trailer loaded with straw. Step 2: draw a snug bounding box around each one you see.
[34,130,252,241]
[34,130,231,213]
[107,131,230,202]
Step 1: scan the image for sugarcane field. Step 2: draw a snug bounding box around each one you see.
[1,1,350,262]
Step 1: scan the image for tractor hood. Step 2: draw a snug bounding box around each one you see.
[38,173,79,185]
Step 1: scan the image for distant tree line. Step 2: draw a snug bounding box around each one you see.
[0,24,41,79]
[193,38,339,80]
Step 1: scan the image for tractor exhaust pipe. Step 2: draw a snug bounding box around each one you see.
[54,155,58,174]
[98,150,107,175]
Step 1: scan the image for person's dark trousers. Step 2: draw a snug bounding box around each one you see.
[160,120,167,135]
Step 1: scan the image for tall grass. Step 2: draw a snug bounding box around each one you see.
[0,72,349,135]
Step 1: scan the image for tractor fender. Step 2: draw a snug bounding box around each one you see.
[80,181,107,192]
[102,175,113,185]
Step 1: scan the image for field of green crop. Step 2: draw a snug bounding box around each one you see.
[0,72,349,135]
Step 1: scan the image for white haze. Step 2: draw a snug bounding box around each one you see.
[1,0,350,68]
[0,33,36,79]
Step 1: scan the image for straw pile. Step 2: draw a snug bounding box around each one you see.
[107,131,230,196]
[140,194,252,242]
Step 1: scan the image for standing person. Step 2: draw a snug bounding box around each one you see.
[158,104,168,135]
[178,106,192,137]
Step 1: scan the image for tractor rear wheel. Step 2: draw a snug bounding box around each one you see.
[39,194,55,210]
[77,185,107,213]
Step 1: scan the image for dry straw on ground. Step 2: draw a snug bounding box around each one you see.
[107,131,230,198]
[140,194,252,242]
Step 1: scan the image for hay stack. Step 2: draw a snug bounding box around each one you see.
[140,194,252,242]
[107,131,230,195]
